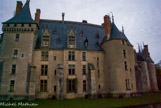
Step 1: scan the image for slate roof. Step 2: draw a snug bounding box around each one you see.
[109,22,132,46]
[146,57,154,63]
[3,0,36,24]
[35,20,105,50]
[142,49,154,63]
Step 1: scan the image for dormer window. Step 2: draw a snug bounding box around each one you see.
[84,38,88,47]
[57,37,61,44]
[53,28,57,35]
[42,29,50,48]
[42,25,44,29]
[69,36,75,45]
[96,41,100,46]
[80,31,83,36]
[42,37,50,46]
[67,27,76,48]
[96,32,100,39]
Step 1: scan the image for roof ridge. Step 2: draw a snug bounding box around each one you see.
[40,19,104,28]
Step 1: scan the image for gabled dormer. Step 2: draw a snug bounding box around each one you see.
[67,27,76,48]
[41,28,50,48]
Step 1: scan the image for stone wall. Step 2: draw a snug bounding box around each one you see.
[102,39,137,96]
[34,49,105,99]
[0,24,37,100]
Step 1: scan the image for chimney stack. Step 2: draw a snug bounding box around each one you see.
[15,1,23,15]
[82,20,88,23]
[35,9,41,24]
[144,45,150,57]
[103,15,111,39]
[62,13,65,24]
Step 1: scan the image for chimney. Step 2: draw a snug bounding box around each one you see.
[82,20,88,23]
[103,15,111,39]
[144,45,150,57]
[62,13,65,24]
[15,1,23,15]
[35,9,41,24]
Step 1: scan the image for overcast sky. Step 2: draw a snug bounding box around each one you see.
[0,0,161,63]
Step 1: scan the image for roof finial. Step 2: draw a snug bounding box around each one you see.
[110,12,114,23]
[122,25,124,33]
[26,0,30,5]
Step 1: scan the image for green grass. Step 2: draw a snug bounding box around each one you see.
[0,92,161,108]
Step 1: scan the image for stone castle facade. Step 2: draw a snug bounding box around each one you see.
[0,0,158,100]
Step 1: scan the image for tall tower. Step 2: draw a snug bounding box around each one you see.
[0,0,38,100]
[101,15,137,97]
[143,45,158,92]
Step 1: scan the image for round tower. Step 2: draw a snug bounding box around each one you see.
[101,15,137,97]
[143,45,158,92]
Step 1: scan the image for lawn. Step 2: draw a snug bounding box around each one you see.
[0,92,161,108]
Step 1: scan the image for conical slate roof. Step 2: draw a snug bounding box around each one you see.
[142,49,154,63]
[3,0,36,24]
[109,22,132,46]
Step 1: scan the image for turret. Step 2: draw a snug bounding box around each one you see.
[0,0,38,100]
[101,15,136,97]
[143,45,158,91]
